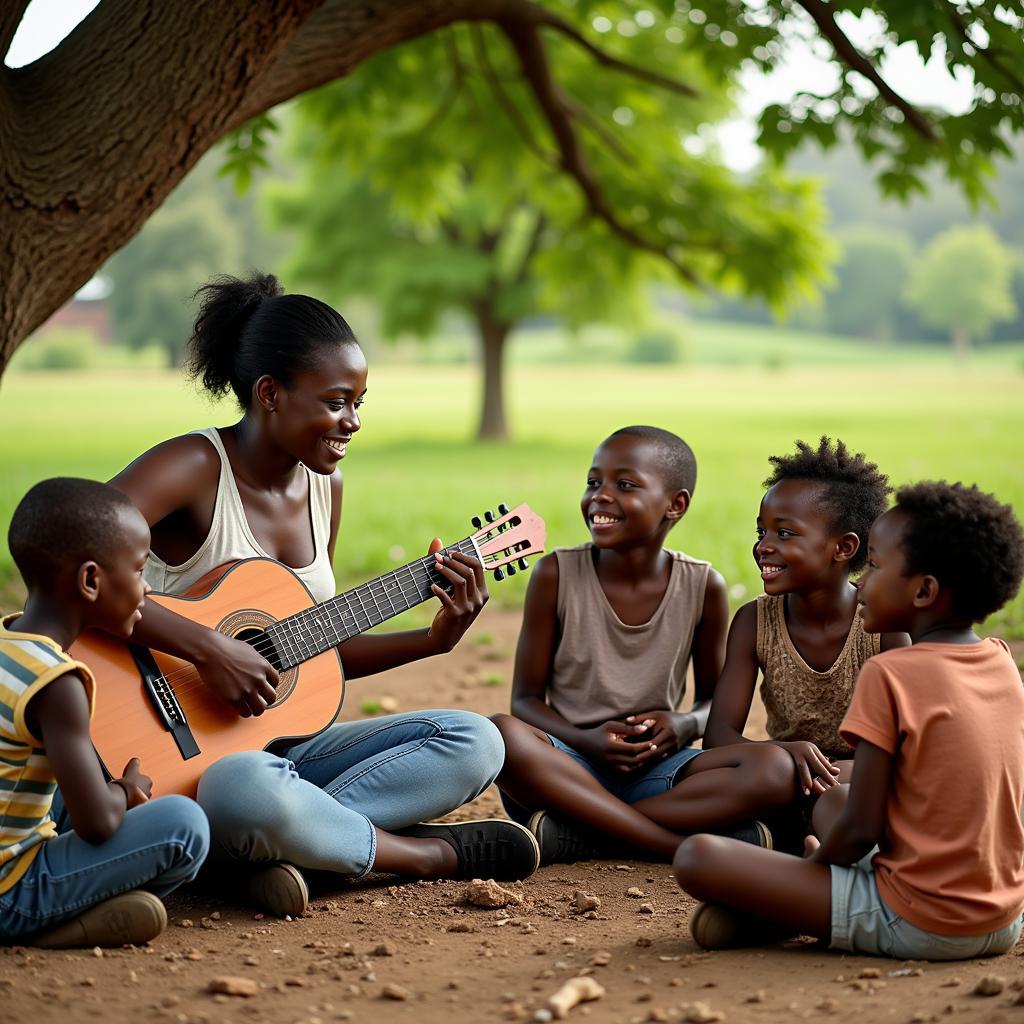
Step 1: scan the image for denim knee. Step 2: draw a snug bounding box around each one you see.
[448,711,505,787]
[157,794,211,879]
[196,751,289,852]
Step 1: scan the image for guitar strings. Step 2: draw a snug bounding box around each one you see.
[119,537,491,708]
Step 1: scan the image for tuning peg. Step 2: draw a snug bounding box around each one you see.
[494,568,505,582]
[518,557,528,571]
[506,563,517,576]
[471,515,482,529]
[498,502,509,516]
[484,510,494,523]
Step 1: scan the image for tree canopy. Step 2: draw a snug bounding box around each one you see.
[3,1,1024,376]
[270,13,826,437]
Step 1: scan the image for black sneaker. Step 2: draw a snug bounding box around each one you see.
[715,819,773,849]
[528,810,607,866]
[400,819,540,880]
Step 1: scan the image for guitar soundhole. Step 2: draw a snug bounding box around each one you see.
[217,610,298,707]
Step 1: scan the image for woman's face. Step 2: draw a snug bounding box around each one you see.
[270,342,368,474]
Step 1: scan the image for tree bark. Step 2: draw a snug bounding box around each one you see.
[951,325,971,364]
[0,0,523,376]
[475,304,511,442]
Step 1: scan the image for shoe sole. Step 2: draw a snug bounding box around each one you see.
[248,862,309,918]
[753,820,773,850]
[33,891,167,948]
[689,901,740,950]
[526,809,555,866]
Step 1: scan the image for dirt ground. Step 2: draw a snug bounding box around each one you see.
[3,607,1023,1024]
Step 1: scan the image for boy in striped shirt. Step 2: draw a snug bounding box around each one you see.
[0,478,208,947]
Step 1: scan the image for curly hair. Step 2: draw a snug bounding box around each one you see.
[894,481,1024,623]
[764,437,890,572]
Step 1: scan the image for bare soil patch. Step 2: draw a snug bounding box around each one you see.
[3,607,1021,1024]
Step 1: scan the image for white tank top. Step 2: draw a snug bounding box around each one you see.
[144,427,337,604]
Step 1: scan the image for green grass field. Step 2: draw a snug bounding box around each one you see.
[2,324,1023,638]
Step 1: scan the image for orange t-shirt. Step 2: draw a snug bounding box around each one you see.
[840,638,1024,936]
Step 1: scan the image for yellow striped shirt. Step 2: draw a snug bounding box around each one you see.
[0,614,95,894]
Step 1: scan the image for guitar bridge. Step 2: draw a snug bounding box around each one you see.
[128,644,200,760]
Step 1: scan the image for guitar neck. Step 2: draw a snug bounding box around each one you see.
[263,537,479,669]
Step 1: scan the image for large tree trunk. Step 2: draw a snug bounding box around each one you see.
[950,325,971,364]
[0,0,521,378]
[475,305,511,442]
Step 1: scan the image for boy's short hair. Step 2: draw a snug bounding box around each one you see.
[764,437,890,572]
[894,481,1024,623]
[8,478,138,591]
[606,426,697,495]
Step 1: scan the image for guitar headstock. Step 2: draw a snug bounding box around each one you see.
[470,503,546,581]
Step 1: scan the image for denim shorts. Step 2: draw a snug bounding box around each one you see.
[830,850,1023,961]
[501,733,702,822]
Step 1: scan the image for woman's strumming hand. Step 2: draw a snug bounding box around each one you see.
[193,629,280,718]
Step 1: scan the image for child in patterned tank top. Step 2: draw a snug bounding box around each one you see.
[703,438,908,802]
[491,427,798,865]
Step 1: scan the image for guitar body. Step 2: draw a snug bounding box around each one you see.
[72,559,345,798]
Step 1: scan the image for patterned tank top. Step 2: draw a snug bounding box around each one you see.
[755,593,880,758]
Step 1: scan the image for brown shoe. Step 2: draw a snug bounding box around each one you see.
[689,900,793,950]
[32,890,167,948]
[248,862,308,918]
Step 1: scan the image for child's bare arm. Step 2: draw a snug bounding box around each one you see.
[686,568,730,737]
[30,674,151,845]
[702,601,760,748]
[809,739,890,865]
[510,555,646,764]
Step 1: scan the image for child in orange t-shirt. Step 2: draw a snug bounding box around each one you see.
[673,480,1024,960]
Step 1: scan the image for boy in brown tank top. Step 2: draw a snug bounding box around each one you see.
[703,438,909,807]
[675,482,1024,961]
[491,427,798,865]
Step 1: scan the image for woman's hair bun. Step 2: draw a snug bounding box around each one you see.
[186,272,283,399]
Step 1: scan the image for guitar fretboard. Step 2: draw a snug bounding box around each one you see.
[263,538,478,669]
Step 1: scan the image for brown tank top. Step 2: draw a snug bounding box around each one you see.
[550,544,711,728]
[755,593,881,758]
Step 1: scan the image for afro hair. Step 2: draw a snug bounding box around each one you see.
[894,481,1024,623]
[764,437,890,572]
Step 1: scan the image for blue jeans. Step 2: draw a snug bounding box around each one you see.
[196,710,505,878]
[0,795,210,940]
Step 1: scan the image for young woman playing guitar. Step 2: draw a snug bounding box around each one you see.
[109,273,539,916]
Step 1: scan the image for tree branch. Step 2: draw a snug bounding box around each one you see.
[0,3,32,62]
[497,18,700,286]
[469,25,551,162]
[945,6,1024,96]
[795,0,937,143]
[522,5,698,99]
[514,210,546,285]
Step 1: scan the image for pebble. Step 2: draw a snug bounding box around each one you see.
[447,921,477,933]
[547,977,606,1019]
[176,919,194,928]
[207,977,258,998]
[591,952,612,966]
[939,977,961,987]
[682,1002,724,1023]
[744,991,764,1003]
[972,975,1004,996]
[379,696,398,712]
[635,937,653,948]
[92,947,103,958]
[638,903,655,914]
[816,997,838,1011]
[371,942,395,957]
[858,968,881,979]
[626,887,645,898]
[466,878,523,908]
[572,892,601,913]
[381,983,411,1001]
[534,1011,554,1023]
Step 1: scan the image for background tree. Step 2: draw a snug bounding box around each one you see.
[824,226,913,339]
[271,18,825,439]
[904,225,1017,360]
[4,1,1024,376]
[103,152,277,364]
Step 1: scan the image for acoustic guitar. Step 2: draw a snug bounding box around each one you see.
[72,503,545,796]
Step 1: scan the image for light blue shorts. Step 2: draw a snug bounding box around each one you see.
[830,850,1023,961]
[501,733,702,822]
